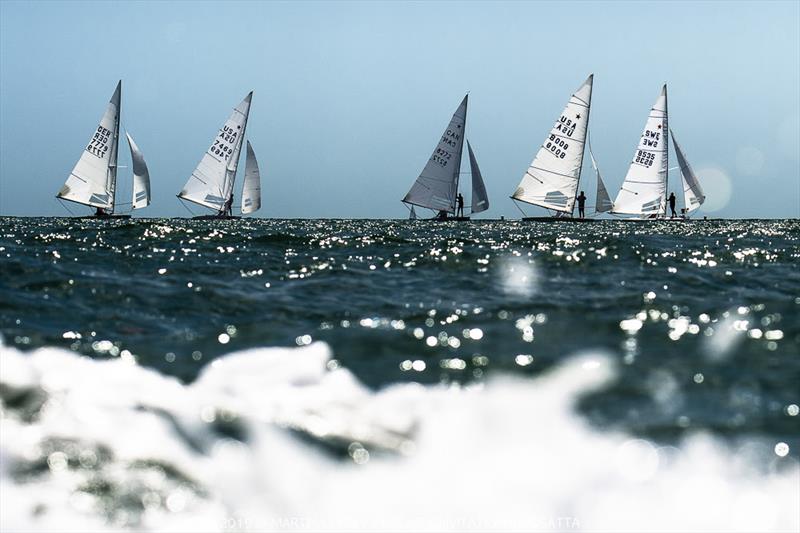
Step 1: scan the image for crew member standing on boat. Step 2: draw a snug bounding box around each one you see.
[456,193,465,218]
[668,192,677,218]
[223,195,233,217]
[577,191,587,219]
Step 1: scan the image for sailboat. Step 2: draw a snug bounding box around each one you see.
[511,75,595,222]
[610,85,706,220]
[177,92,261,219]
[56,81,150,218]
[401,95,490,221]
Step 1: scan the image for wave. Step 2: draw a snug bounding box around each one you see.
[1,341,797,532]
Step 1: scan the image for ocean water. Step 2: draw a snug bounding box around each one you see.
[0,216,798,531]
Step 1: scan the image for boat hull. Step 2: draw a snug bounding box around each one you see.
[75,214,131,220]
[191,215,241,220]
[521,217,596,223]
[430,216,471,222]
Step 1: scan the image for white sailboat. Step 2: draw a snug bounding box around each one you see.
[178,92,261,219]
[611,85,670,218]
[402,95,490,220]
[56,81,151,218]
[610,86,707,220]
[511,75,594,221]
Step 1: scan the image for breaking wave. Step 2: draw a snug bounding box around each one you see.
[1,341,797,532]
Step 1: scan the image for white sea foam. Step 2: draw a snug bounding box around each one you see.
[0,342,797,532]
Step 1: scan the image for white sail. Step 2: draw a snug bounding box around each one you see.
[409,205,417,220]
[178,92,252,212]
[588,139,613,213]
[126,132,150,210]
[512,75,593,214]
[612,85,669,216]
[240,141,261,215]
[57,81,121,209]
[671,131,705,213]
[467,140,489,214]
[403,95,468,213]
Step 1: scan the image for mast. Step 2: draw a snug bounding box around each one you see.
[662,85,669,216]
[453,94,468,212]
[222,91,252,215]
[109,81,121,213]
[571,74,593,216]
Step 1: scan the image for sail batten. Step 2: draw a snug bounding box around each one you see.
[240,141,261,215]
[57,81,122,210]
[179,92,253,213]
[671,131,705,213]
[612,85,669,216]
[403,95,468,213]
[511,74,593,214]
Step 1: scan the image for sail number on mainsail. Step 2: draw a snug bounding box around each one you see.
[87,125,113,159]
[432,127,462,167]
[545,113,582,160]
[210,125,241,163]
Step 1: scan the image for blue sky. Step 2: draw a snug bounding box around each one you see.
[1,0,798,218]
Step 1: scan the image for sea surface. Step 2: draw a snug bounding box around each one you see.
[1,217,798,532]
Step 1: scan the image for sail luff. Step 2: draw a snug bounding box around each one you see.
[572,74,593,216]
[402,95,468,213]
[240,140,261,215]
[511,75,593,214]
[126,132,150,210]
[56,81,122,210]
[611,85,669,216]
[223,91,253,213]
[467,140,489,214]
[671,130,705,213]
[662,88,669,216]
[108,81,121,212]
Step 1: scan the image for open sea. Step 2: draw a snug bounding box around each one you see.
[1,216,798,532]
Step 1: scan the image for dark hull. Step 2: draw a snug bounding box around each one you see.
[521,217,596,223]
[429,216,470,222]
[75,214,131,220]
[192,215,241,220]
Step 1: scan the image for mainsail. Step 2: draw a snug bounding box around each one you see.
[467,140,489,214]
[612,85,669,216]
[57,81,122,209]
[511,75,593,214]
[588,138,613,213]
[402,95,468,213]
[671,131,705,213]
[240,141,261,215]
[179,92,252,213]
[126,132,150,210]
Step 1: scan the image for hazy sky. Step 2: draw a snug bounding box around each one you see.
[1,1,798,218]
